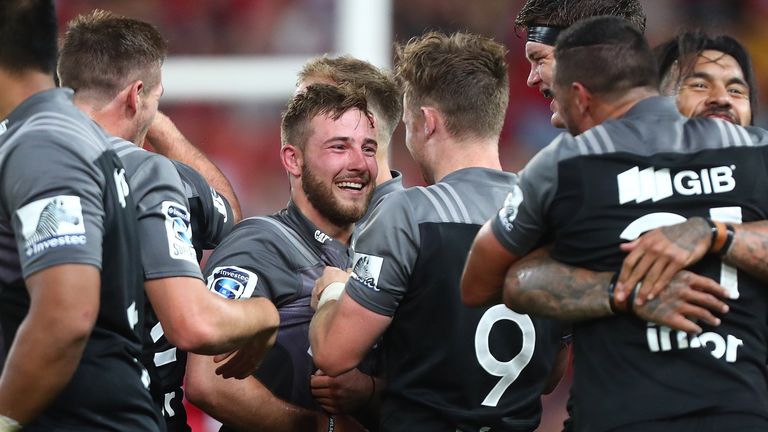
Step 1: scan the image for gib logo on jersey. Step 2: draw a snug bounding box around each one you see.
[206,266,258,299]
[162,201,196,263]
[16,195,86,256]
[617,165,736,204]
[350,253,383,291]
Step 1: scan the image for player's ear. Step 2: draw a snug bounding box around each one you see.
[573,82,591,115]
[123,80,143,117]
[421,106,440,139]
[280,143,303,177]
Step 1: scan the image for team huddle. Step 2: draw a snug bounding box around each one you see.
[1,0,767,432]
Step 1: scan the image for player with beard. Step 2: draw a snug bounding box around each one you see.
[185,84,377,432]
[296,55,404,227]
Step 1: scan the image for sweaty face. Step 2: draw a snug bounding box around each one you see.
[674,50,751,126]
[525,41,564,128]
[300,109,378,226]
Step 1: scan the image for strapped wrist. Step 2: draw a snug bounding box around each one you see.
[327,415,335,432]
[317,282,345,310]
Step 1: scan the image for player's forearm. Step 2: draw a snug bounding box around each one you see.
[0,313,90,425]
[503,251,613,321]
[723,221,768,281]
[309,300,351,376]
[147,112,242,221]
[190,295,279,354]
[185,354,326,432]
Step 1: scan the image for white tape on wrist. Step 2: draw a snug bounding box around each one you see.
[317,282,346,310]
[0,415,20,432]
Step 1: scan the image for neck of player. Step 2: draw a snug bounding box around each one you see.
[0,69,55,119]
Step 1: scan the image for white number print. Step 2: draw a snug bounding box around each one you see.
[619,206,742,299]
[474,305,536,407]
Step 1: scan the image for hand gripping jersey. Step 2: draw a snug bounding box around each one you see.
[0,88,160,431]
[345,168,564,432]
[111,137,235,432]
[491,96,768,432]
[203,202,379,430]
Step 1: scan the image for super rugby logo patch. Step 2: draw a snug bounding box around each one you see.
[162,201,196,263]
[207,266,258,299]
[350,252,383,292]
[17,195,86,256]
[498,185,524,232]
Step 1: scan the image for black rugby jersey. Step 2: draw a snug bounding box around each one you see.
[203,202,378,430]
[0,88,159,431]
[111,137,236,432]
[492,96,768,432]
[346,168,564,432]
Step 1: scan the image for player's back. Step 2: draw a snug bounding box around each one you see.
[520,96,768,431]
[361,168,563,431]
[0,88,159,430]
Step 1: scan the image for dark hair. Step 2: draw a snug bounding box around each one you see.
[395,31,509,140]
[554,16,657,100]
[655,32,757,122]
[58,10,167,98]
[0,0,58,74]
[515,0,646,33]
[281,84,373,150]
[298,55,402,143]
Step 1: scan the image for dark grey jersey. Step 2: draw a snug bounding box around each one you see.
[203,202,367,428]
[0,88,159,431]
[491,96,768,432]
[346,168,564,432]
[111,137,208,431]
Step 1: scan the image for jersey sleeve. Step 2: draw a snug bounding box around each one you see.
[202,220,299,305]
[131,155,203,280]
[490,134,564,256]
[345,191,420,317]
[170,160,235,251]
[1,138,105,278]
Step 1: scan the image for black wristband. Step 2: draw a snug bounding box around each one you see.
[720,224,735,256]
[702,217,718,249]
[607,273,621,314]
[327,415,335,432]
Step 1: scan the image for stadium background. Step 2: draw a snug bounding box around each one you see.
[56,1,768,430]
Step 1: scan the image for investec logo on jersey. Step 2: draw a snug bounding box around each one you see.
[16,195,86,256]
[617,165,736,204]
[162,201,196,263]
[206,266,257,299]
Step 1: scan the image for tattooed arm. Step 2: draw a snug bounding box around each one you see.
[618,218,768,304]
[722,221,768,280]
[503,247,730,333]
